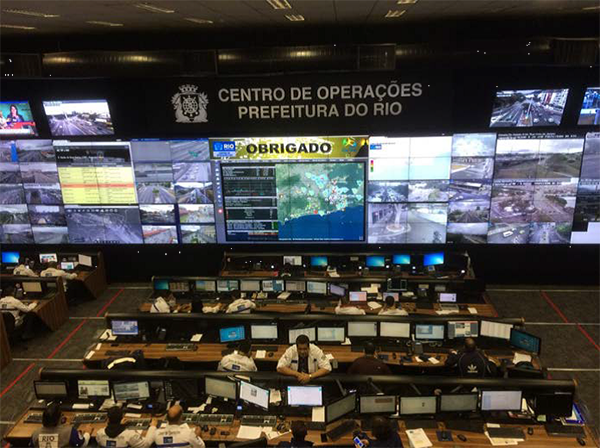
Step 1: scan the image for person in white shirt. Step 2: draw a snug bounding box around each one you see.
[218,340,257,372]
[14,258,38,277]
[40,261,78,280]
[335,295,366,315]
[379,295,407,316]
[277,334,332,384]
[225,296,256,314]
[96,407,156,448]
[0,285,37,339]
[151,404,205,448]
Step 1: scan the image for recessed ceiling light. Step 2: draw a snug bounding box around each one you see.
[86,20,124,27]
[397,0,417,4]
[0,24,36,29]
[385,9,406,18]
[184,18,214,24]
[267,0,292,10]
[582,5,600,10]
[135,3,175,13]
[3,9,59,18]
[285,14,305,21]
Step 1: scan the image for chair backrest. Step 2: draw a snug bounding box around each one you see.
[2,312,16,335]
[229,436,268,447]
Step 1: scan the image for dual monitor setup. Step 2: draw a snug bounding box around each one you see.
[288,253,444,271]
[1,251,94,270]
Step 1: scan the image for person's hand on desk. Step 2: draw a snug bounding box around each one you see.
[297,372,312,384]
[194,426,202,437]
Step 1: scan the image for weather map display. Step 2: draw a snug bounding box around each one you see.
[490,89,569,128]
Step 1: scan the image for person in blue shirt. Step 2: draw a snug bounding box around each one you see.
[354,416,403,448]
[277,421,313,448]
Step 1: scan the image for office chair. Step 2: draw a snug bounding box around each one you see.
[227,436,268,447]
[2,312,16,338]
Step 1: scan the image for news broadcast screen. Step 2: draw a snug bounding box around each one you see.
[0,101,38,136]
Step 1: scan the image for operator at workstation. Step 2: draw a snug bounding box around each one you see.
[277,334,332,384]
[445,337,496,377]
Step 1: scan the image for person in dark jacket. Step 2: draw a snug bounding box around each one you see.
[347,342,392,375]
[277,421,314,447]
[354,416,403,448]
[445,337,494,377]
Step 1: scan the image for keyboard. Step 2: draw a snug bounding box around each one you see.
[444,419,485,433]
[241,415,277,427]
[306,421,327,431]
[197,414,234,426]
[105,350,131,357]
[404,419,439,430]
[378,345,404,352]
[252,345,278,352]
[25,413,43,423]
[485,349,515,357]
[326,420,357,441]
[351,346,365,353]
[125,419,151,430]
[361,419,399,432]
[166,343,197,351]
[183,413,200,424]
[545,423,585,437]
[73,413,107,424]
[488,428,526,439]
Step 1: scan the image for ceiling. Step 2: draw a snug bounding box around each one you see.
[1,0,599,36]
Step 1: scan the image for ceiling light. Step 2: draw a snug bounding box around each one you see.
[86,20,123,27]
[184,18,214,24]
[0,24,36,30]
[135,3,175,13]
[3,8,59,18]
[582,5,600,10]
[397,0,417,4]
[385,9,406,17]
[267,0,292,10]
[285,14,305,21]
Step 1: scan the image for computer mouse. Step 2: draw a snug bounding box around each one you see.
[578,438,586,446]
[527,427,534,435]
[457,434,467,442]
[210,427,216,436]
[202,425,209,432]
[268,352,273,357]
[61,416,67,424]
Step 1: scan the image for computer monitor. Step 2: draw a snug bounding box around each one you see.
[359,395,397,414]
[382,292,399,303]
[330,284,346,297]
[481,390,522,411]
[217,280,239,292]
[1,251,19,264]
[392,254,411,265]
[154,279,169,291]
[113,381,151,402]
[111,320,139,336]
[447,321,479,339]
[366,256,386,268]
[414,324,444,341]
[310,256,328,268]
[195,280,216,292]
[480,321,513,340]
[167,282,187,293]
[250,324,278,340]
[239,280,260,292]
[534,392,573,417]
[220,326,245,343]
[77,380,111,398]
[326,393,356,424]
[423,252,444,267]
[288,327,316,344]
[283,255,302,266]
[286,281,305,292]
[22,282,43,293]
[439,293,457,303]
[39,253,58,263]
[349,291,367,302]
[509,328,541,355]
[60,262,75,270]
[439,393,479,412]
[240,381,269,410]
[347,321,377,337]
[379,322,410,339]
[387,278,408,291]
[400,396,437,415]
[317,326,345,342]
[205,377,237,400]
[306,281,327,295]
[34,381,68,400]
[287,386,323,407]
[262,280,284,292]
[78,254,93,267]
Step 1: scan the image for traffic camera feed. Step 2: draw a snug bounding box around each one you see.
[490,89,569,128]
[43,100,114,136]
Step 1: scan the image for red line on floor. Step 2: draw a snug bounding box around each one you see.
[96,288,124,317]
[0,362,36,398]
[46,319,88,360]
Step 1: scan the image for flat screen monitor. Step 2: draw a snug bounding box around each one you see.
[34,381,68,400]
[306,281,327,295]
[283,255,302,266]
[423,252,444,267]
[1,251,19,264]
[510,328,541,355]
[392,254,411,265]
[111,320,139,336]
[287,386,323,407]
[217,280,239,292]
[42,99,114,136]
[0,101,38,136]
[347,321,377,337]
[240,381,269,410]
[400,396,437,415]
[286,281,305,292]
[22,282,42,293]
[317,326,345,342]
[326,393,356,424]
[534,392,573,417]
[481,390,522,411]
[439,393,479,412]
[382,292,399,303]
[39,253,58,263]
[205,377,237,400]
[480,321,513,340]
[169,281,189,292]
[490,89,569,128]
[379,322,410,338]
[578,87,600,125]
[447,321,479,339]
[78,380,110,398]
[154,279,169,290]
[310,256,328,267]
[113,381,151,402]
[195,280,216,292]
[240,280,261,292]
[330,284,346,297]
[78,254,93,267]
[219,326,245,343]
[359,395,396,414]
[439,293,457,303]
[250,324,278,340]
[414,324,444,341]
[60,262,75,270]
[288,327,316,344]
[388,278,408,291]
[349,291,367,302]
[262,280,284,292]
[366,256,385,268]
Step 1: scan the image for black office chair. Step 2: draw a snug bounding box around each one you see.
[228,436,268,447]
[2,312,16,337]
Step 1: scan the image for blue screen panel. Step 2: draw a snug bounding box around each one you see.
[392,254,411,265]
[311,256,328,267]
[220,326,245,343]
[154,279,170,290]
[366,256,385,267]
[423,252,444,266]
[1,252,20,264]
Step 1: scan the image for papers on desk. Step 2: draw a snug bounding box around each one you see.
[85,350,95,360]
[435,309,458,315]
[513,353,532,364]
[95,343,102,351]
[255,350,267,359]
[406,428,432,448]
[278,292,291,300]
[328,271,340,278]
[361,284,379,294]
[266,429,291,441]
[125,412,142,418]
[402,292,415,298]
[341,337,351,346]
[72,403,91,410]
[100,329,117,341]
[237,426,270,440]
[485,424,524,446]
[367,301,383,310]
[468,307,479,314]
[190,334,203,342]
[270,389,282,404]
[312,406,325,422]
[428,357,440,365]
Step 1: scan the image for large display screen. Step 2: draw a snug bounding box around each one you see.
[42,100,114,136]
[0,101,38,136]
[578,87,600,126]
[490,89,569,128]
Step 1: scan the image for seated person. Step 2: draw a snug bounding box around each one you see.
[347,342,391,375]
[354,416,403,448]
[150,404,205,448]
[225,294,256,314]
[378,295,407,316]
[0,285,37,340]
[41,261,78,280]
[31,403,90,447]
[14,257,38,277]
[277,421,313,447]
[150,294,175,313]
[96,406,156,448]
[218,340,257,372]
[335,295,366,315]
[445,337,495,377]
[277,334,332,384]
